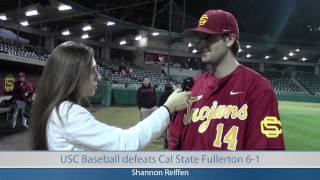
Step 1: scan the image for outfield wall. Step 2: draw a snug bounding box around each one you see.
[277,95,320,103]
[88,84,113,106]
[89,85,320,106]
[89,86,163,106]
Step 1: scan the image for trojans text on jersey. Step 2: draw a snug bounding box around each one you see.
[183,100,248,134]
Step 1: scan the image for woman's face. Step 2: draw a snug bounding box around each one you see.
[88,58,101,96]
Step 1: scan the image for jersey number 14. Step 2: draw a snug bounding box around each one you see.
[213,123,239,150]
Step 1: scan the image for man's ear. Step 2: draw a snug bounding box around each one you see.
[225,33,237,47]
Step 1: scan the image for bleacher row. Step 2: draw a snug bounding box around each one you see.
[0,38,319,95]
[97,62,185,91]
[296,72,320,96]
[0,38,49,61]
[271,79,310,96]
[270,72,320,96]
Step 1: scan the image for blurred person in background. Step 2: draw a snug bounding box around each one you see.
[12,72,33,128]
[159,81,174,106]
[137,77,157,120]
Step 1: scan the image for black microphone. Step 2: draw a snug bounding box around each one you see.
[181,77,194,91]
[164,77,194,150]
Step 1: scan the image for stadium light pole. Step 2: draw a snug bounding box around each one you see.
[151,0,158,28]
[16,0,21,42]
[182,0,186,31]
[167,0,173,77]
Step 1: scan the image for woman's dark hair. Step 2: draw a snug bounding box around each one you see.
[31,41,94,150]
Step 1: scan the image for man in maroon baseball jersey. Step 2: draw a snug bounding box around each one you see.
[137,77,158,120]
[12,72,34,128]
[167,10,285,150]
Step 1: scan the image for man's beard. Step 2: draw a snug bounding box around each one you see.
[204,51,226,66]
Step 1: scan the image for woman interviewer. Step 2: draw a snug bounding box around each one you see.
[31,41,190,151]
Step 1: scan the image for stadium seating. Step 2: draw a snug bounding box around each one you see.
[103,61,169,91]
[296,72,320,96]
[1,38,318,96]
[271,78,310,96]
[168,75,185,84]
[0,37,49,61]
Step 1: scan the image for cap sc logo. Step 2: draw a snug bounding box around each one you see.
[199,14,208,26]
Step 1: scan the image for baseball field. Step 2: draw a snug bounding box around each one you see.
[93,101,320,150]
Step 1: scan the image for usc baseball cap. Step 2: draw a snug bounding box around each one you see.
[186,10,239,39]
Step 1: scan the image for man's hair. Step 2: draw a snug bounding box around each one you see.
[231,39,240,56]
[222,35,240,56]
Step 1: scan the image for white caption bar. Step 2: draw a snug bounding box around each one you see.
[0,151,319,168]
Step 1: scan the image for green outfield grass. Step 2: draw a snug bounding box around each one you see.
[279,101,320,150]
[93,101,320,150]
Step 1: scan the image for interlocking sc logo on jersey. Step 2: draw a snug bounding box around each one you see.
[260,116,282,138]
[199,14,208,26]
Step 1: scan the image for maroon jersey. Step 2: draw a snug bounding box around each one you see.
[168,65,285,150]
[137,86,157,109]
[13,81,34,101]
